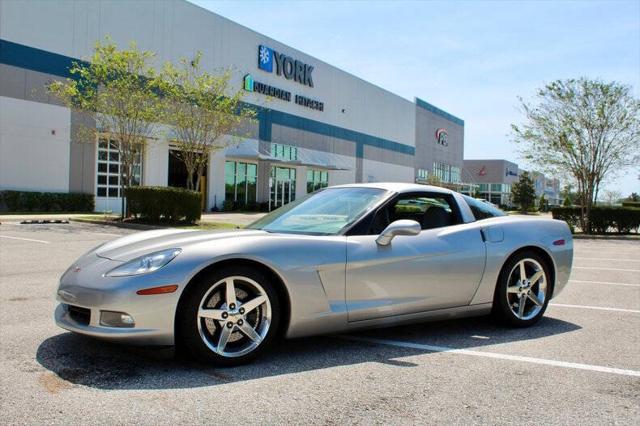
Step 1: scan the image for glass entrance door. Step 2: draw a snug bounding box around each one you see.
[270,166,296,209]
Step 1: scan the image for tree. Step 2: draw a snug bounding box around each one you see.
[602,190,622,205]
[512,78,640,232]
[48,38,162,218]
[511,172,536,212]
[159,53,256,192]
[538,194,547,212]
[425,174,443,187]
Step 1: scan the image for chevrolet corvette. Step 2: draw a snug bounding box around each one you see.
[55,183,573,365]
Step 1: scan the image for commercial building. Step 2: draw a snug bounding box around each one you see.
[529,171,561,206]
[462,159,520,206]
[462,160,561,207]
[0,0,465,213]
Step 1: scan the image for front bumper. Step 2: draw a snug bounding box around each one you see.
[55,303,174,346]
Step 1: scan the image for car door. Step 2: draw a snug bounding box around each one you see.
[345,192,486,322]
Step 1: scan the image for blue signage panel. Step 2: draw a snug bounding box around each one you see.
[258,45,273,72]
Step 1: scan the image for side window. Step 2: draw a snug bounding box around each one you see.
[463,195,506,220]
[370,193,461,234]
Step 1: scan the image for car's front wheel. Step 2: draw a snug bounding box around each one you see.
[177,266,280,366]
[493,251,551,327]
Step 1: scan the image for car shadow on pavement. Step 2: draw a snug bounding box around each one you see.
[36,315,580,391]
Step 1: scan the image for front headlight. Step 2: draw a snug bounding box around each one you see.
[105,248,181,277]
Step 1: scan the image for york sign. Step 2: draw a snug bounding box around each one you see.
[258,45,314,87]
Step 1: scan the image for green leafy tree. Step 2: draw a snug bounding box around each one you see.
[538,194,547,212]
[512,78,640,232]
[560,184,577,206]
[426,174,442,187]
[511,172,536,212]
[159,53,256,192]
[48,38,162,218]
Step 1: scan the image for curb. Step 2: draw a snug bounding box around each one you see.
[572,234,640,241]
[20,219,69,224]
[69,218,165,230]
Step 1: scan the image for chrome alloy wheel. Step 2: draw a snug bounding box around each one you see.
[196,276,271,358]
[506,258,547,321]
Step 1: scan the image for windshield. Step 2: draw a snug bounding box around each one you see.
[247,187,389,235]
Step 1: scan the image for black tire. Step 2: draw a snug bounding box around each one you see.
[492,250,552,327]
[177,265,281,366]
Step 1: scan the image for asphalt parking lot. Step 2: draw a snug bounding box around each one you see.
[0,221,638,425]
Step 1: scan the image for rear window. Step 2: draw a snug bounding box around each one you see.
[463,195,506,220]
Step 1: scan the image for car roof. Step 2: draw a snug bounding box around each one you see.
[331,182,455,195]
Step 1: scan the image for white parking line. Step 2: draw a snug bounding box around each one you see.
[550,303,640,313]
[569,280,640,287]
[574,257,639,262]
[573,267,640,272]
[341,336,640,377]
[0,235,50,244]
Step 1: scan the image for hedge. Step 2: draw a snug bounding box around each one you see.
[222,200,270,212]
[551,206,640,234]
[125,186,201,223]
[0,190,94,212]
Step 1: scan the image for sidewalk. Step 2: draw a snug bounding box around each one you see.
[0,212,266,228]
[0,213,108,222]
[200,212,266,226]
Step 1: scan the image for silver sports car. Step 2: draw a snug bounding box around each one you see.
[56,183,573,365]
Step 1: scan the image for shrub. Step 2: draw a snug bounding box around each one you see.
[551,206,640,234]
[125,186,201,223]
[622,201,640,208]
[222,200,270,212]
[0,190,94,212]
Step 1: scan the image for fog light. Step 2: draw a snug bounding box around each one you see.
[100,311,135,328]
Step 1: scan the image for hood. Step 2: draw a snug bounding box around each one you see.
[95,228,268,261]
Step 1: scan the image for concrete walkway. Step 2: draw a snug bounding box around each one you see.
[0,212,267,227]
[200,212,267,226]
[0,213,105,222]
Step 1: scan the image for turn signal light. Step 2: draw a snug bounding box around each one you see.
[553,239,566,246]
[136,285,179,295]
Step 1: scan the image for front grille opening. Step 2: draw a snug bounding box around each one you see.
[66,304,90,326]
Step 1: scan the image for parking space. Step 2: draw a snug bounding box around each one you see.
[1,222,638,424]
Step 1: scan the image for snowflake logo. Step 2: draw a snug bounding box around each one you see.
[260,46,270,64]
[258,45,273,72]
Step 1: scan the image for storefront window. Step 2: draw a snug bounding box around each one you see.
[225,161,236,202]
[491,183,502,192]
[450,166,461,184]
[224,160,257,206]
[271,166,296,208]
[307,169,329,193]
[271,143,298,161]
[432,162,460,184]
[96,138,141,198]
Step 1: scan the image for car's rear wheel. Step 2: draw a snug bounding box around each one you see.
[177,266,280,366]
[493,251,551,327]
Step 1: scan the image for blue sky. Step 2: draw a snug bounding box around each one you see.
[191,0,640,196]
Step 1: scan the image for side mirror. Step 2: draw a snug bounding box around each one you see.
[376,219,421,246]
